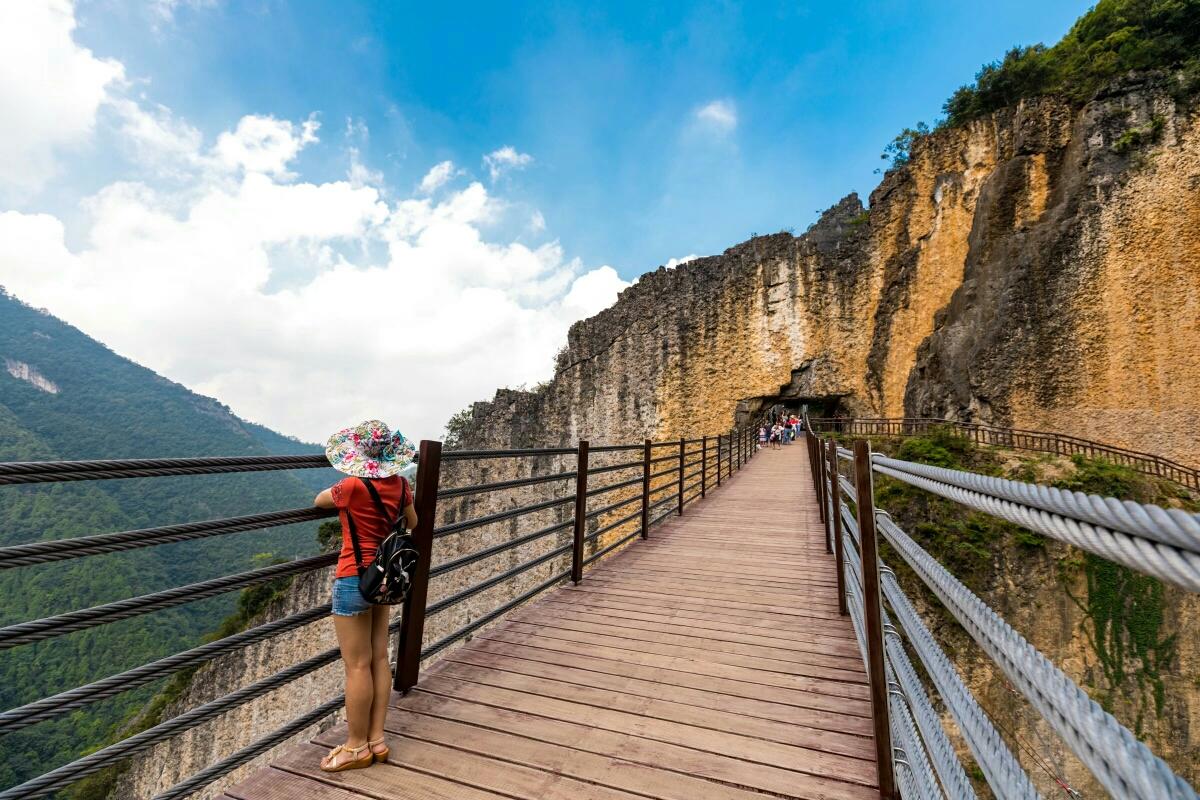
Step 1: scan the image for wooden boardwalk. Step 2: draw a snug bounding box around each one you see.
[225,441,878,800]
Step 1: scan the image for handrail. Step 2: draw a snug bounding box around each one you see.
[803,426,1199,800]
[809,416,1199,491]
[0,420,767,800]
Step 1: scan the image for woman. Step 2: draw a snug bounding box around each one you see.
[313,420,418,772]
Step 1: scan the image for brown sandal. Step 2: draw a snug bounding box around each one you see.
[320,741,373,772]
[368,736,389,763]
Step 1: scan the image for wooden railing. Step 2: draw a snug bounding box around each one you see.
[807,417,1199,492]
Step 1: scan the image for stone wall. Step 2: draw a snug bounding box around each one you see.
[462,81,1199,468]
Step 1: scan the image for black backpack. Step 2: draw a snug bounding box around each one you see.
[344,478,420,605]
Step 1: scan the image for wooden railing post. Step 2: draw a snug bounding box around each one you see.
[817,438,831,553]
[571,440,589,584]
[716,434,722,487]
[826,439,847,616]
[701,435,708,498]
[640,439,651,539]
[677,437,685,515]
[852,439,897,799]
[394,439,442,693]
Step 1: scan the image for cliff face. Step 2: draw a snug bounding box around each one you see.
[462,80,1199,469]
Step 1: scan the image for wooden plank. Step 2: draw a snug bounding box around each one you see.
[397,688,878,800]
[307,731,647,800]
[270,742,507,800]
[442,640,874,733]
[414,674,877,783]
[506,607,864,664]
[221,439,877,800]
[379,707,788,800]
[496,618,867,682]
[431,658,876,758]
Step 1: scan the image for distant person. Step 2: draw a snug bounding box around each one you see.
[770,423,783,449]
[314,420,418,772]
[758,425,768,449]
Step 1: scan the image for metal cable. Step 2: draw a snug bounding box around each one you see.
[876,512,1198,800]
[884,624,974,800]
[583,528,642,565]
[0,553,334,649]
[429,519,573,579]
[0,626,356,800]
[873,455,1200,554]
[843,501,1037,800]
[0,604,331,733]
[0,507,334,569]
[0,454,328,485]
[425,542,573,616]
[872,463,1200,592]
[887,670,945,800]
[881,569,1040,800]
[149,694,345,800]
[437,469,577,499]
[433,494,573,538]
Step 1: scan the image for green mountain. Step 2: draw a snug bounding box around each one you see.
[0,289,338,790]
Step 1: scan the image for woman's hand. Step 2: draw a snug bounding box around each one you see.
[314,489,336,509]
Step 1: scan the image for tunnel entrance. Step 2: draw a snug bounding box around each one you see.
[734,393,851,428]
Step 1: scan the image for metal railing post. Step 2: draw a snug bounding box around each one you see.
[736,428,742,471]
[677,437,685,515]
[640,439,651,538]
[571,440,589,584]
[394,439,442,693]
[701,436,707,498]
[826,439,847,616]
[852,439,898,798]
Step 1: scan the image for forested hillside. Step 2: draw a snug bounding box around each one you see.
[0,290,338,790]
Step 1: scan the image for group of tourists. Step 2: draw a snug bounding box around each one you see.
[758,413,803,450]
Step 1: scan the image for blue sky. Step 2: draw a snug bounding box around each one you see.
[76,0,1086,276]
[1,1,1088,441]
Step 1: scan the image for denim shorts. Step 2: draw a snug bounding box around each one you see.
[331,576,372,617]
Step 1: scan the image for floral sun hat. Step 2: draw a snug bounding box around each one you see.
[325,419,417,479]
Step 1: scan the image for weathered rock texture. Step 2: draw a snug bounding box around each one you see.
[462,81,1199,469]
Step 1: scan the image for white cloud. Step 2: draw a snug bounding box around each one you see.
[694,99,737,135]
[483,146,533,181]
[530,210,546,232]
[418,160,458,194]
[664,254,698,269]
[213,114,320,178]
[0,4,629,443]
[0,0,123,195]
[347,148,383,188]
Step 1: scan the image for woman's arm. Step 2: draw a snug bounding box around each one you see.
[403,503,418,530]
[314,489,336,509]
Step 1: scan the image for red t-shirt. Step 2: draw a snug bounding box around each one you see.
[331,475,413,578]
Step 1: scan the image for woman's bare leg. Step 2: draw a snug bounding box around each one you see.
[368,605,392,749]
[325,612,373,766]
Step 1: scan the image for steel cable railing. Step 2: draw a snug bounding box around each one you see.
[0,423,765,800]
[808,429,1199,800]
[873,456,1200,592]
[0,553,336,649]
[0,507,335,569]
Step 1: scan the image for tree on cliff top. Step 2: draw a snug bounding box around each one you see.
[943,0,1200,126]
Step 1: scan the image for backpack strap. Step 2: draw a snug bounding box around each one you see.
[359,478,400,528]
[343,505,367,576]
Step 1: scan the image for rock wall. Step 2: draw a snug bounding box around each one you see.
[462,80,1199,469]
